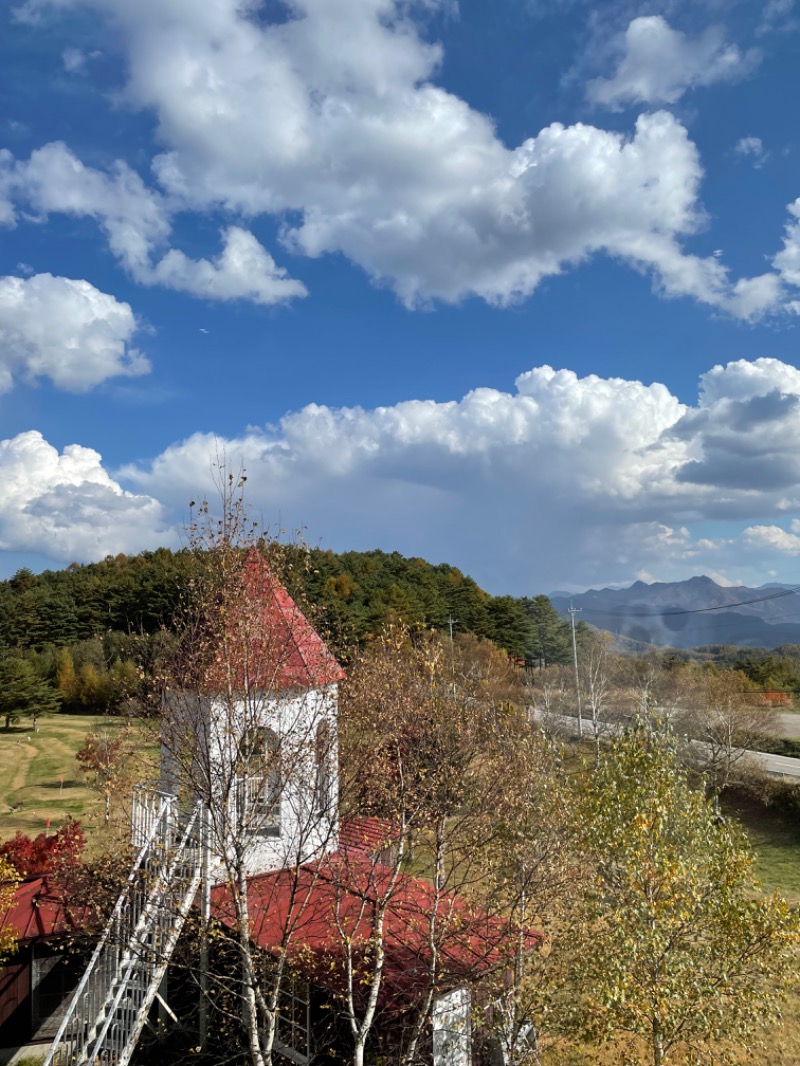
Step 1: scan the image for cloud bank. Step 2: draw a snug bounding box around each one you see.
[5,357,800,589]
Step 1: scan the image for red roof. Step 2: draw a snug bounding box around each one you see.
[338,816,399,859]
[178,549,345,694]
[0,875,79,943]
[235,550,345,692]
[210,853,540,1012]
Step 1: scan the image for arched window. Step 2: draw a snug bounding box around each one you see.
[314,720,333,817]
[241,726,281,836]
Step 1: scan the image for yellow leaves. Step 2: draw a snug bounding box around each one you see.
[568,728,800,1065]
[0,857,19,964]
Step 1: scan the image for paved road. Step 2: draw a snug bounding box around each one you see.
[747,749,800,779]
[531,708,800,781]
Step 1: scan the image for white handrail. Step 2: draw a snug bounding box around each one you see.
[85,803,203,1066]
[44,793,174,1066]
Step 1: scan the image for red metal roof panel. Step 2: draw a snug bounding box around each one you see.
[210,853,540,1012]
[0,875,78,944]
[239,550,345,691]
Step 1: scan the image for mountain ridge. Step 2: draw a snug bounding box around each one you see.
[550,576,800,649]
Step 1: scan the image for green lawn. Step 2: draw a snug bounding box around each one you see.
[0,712,151,841]
[722,790,800,902]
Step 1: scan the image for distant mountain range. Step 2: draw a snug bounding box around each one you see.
[550,576,800,649]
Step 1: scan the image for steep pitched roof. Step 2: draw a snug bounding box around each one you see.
[238,549,345,691]
[176,549,345,694]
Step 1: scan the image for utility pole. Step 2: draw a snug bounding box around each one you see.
[447,615,458,643]
[569,602,583,738]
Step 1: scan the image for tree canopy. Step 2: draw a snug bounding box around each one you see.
[0,544,588,737]
[569,728,800,1066]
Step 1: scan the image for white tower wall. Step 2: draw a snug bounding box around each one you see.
[160,682,339,883]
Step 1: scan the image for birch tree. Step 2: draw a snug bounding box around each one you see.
[336,628,532,1066]
[75,728,136,825]
[158,474,339,1066]
[569,728,800,1066]
[680,668,779,790]
[579,631,616,760]
[474,727,579,1065]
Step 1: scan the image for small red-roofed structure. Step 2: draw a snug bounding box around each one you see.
[1,875,74,945]
[0,875,85,1051]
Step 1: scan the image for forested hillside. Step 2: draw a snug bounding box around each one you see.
[0,547,576,724]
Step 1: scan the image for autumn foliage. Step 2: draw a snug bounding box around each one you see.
[0,821,85,878]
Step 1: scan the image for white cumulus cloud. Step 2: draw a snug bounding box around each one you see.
[6,0,784,318]
[0,273,148,391]
[588,16,761,109]
[4,142,306,307]
[0,431,169,560]
[150,226,308,304]
[18,140,170,278]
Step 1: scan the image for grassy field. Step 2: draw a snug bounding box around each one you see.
[722,790,800,902]
[0,712,153,841]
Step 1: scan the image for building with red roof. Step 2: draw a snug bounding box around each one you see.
[156,548,345,881]
[3,554,539,1066]
[0,874,85,1052]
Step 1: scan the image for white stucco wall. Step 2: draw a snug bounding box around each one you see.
[160,683,339,882]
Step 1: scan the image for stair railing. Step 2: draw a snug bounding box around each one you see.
[44,790,204,1066]
[85,802,204,1066]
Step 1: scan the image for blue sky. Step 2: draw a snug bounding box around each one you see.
[2,0,800,594]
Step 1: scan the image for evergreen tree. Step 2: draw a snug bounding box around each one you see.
[485,595,531,659]
[522,594,571,666]
[0,656,60,729]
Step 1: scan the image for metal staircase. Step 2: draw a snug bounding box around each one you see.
[44,789,206,1066]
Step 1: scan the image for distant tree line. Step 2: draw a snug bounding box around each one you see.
[666,642,800,697]
[0,547,582,727]
[7,544,800,732]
